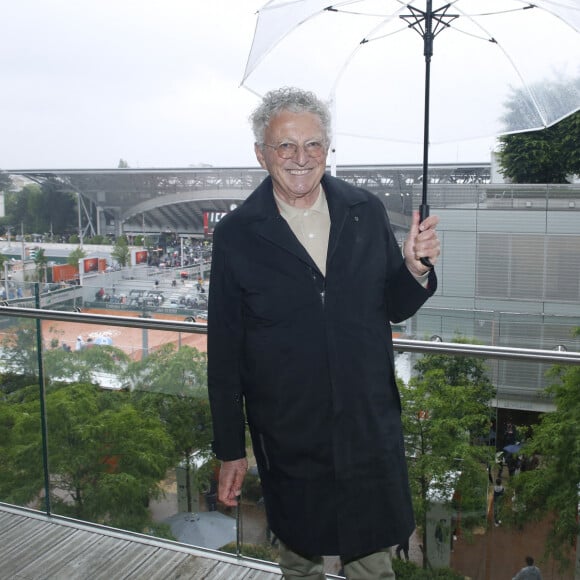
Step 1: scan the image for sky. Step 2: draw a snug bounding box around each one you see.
[1,0,264,169]
[1,0,578,170]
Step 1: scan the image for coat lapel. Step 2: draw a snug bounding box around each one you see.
[243,174,368,275]
[246,177,319,271]
[323,174,367,269]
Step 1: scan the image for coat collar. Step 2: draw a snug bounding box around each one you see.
[241,173,368,274]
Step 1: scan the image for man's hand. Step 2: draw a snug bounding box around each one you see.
[218,457,248,507]
[404,210,440,277]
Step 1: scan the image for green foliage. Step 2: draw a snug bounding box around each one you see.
[0,383,175,532]
[392,558,465,579]
[509,328,580,570]
[401,337,495,568]
[0,252,7,275]
[33,248,48,282]
[0,171,12,192]
[67,246,86,267]
[41,179,77,234]
[126,343,208,396]
[0,372,36,396]
[142,236,155,250]
[43,342,130,386]
[85,235,109,245]
[221,541,280,563]
[498,111,580,183]
[0,322,214,537]
[0,319,40,377]
[129,344,212,467]
[4,184,41,232]
[111,236,131,267]
[144,522,175,541]
[1,180,76,236]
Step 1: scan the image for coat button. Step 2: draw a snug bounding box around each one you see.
[354,216,359,222]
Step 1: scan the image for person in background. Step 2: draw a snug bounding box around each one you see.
[512,556,543,580]
[208,87,440,580]
[493,477,505,526]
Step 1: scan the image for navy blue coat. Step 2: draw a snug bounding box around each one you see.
[208,173,436,557]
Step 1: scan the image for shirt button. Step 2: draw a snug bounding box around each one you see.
[308,233,315,239]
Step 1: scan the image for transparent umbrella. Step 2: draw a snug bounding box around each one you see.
[242,0,580,251]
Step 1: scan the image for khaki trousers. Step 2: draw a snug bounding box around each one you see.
[279,542,395,580]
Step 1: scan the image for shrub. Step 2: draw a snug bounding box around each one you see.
[392,558,465,579]
[220,541,279,563]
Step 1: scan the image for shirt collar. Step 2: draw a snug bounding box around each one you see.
[274,185,328,219]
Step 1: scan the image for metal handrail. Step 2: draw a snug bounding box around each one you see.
[1,306,578,365]
[395,338,580,364]
[0,306,207,334]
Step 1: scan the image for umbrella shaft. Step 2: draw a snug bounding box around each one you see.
[422,40,431,209]
[420,0,433,271]
[424,0,434,59]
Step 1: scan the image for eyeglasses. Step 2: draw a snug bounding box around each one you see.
[262,140,326,159]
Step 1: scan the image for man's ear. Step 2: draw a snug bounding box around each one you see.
[254,143,267,170]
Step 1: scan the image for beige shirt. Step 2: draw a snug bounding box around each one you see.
[275,186,429,287]
[274,187,330,276]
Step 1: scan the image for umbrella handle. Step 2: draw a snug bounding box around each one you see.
[419,203,433,269]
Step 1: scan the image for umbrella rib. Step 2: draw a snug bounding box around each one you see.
[453,4,551,128]
[468,4,536,18]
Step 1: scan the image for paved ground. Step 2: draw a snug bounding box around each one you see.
[450,515,572,580]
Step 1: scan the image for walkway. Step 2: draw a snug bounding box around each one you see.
[0,503,283,579]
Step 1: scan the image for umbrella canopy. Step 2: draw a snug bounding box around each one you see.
[242,1,580,166]
[164,511,236,550]
[503,443,522,454]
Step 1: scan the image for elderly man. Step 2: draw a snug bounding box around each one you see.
[208,87,440,579]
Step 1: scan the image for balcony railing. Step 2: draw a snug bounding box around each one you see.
[0,302,578,579]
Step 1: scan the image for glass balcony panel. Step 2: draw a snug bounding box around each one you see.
[1,306,579,578]
[0,314,43,511]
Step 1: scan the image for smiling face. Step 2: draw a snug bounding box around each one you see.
[255,110,328,208]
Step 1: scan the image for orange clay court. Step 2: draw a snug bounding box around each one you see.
[42,309,207,361]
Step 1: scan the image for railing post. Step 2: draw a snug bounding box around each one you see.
[35,282,52,514]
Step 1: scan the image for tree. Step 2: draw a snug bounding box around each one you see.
[0,383,175,531]
[43,341,131,386]
[400,338,496,569]
[509,328,580,571]
[33,248,48,283]
[111,236,131,267]
[0,326,210,533]
[0,178,75,238]
[3,184,42,232]
[40,179,77,237]
[127,344,213,512]
[498,110,580,183]
[67,246,86,268]
[0,319,40,378]
[0,171,12,193]
[118,159,129,168]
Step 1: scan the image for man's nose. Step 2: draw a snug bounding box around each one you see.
[293,144,310,164]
